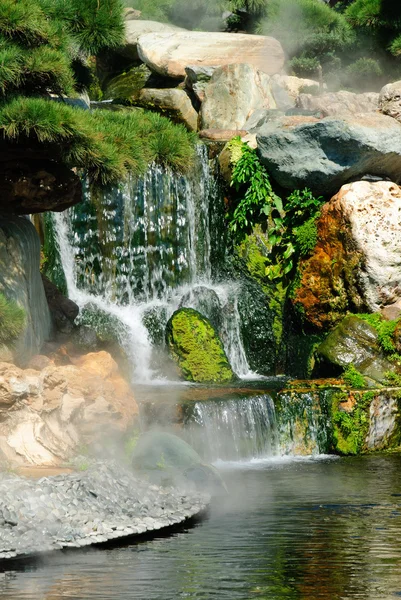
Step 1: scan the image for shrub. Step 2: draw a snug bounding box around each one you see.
[289,56,321,77]
[0,294,26,344]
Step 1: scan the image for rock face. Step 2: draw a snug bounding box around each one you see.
[103,64,152,101]
[165,308,235,383]
[379,80,401,122]
[294,181,401,327]
[0,159,82,215]
[123,20,186,60]
[0,217,51,363]
[200,63,276,130]
[137,31,285,79]
[41,274,79,334]
[297,91,379,117]
[0,351,138,466]
[137,88,198,130]
[316,315,393,384]
[257,113,401,196]
[131,431,226,493]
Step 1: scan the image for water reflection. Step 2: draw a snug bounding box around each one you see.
[1,455,401,599]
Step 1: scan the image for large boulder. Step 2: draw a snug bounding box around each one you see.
[379,80,401,122]
[131,431,226,493]
[0,217,51,363]
[0,351,138,466]
[316,315,393,384]
[165,308,235,383]
[200,63,275,130]
[136,88,198,131]
[41,275,78,334]
[296,91,379,117]
[256,113,401,196]
[137,31,285,79]
[293,181,401,328]
[103,65,152,101]
[123,20,186,61]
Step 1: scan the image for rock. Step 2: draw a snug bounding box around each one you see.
[71,325,98,351]
[41,275,79,334]
[297,91,379,117]
[201,63,276,131]
[123,20,186,61]
[124,7,141,20]
[256,113,401,196]
[136,88,198,131]
[27,355,53,371]
[379,80,401,122]
[185,65,217,102]
[0,217,51,363]
[199,129,247,142]
[0,352,138,466]
[294,181,401,328]
[131,431,226,494]
[316,315,393,383]
[165,308,235,383]
[0,159,82,215]
[179,286,223,333]
[381,300,401,322]
[137,31,285,79]
[103,65,152,101]
[271,74,320,110]
[393,321,401,354]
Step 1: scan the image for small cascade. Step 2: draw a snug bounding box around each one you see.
[182,394,278,462]
[51,145,253,382]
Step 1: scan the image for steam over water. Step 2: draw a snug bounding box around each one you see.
[52,146,253,382]
[3,454,401,599]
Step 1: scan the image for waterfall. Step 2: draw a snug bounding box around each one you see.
[180,391,330,463]
[51,146,253,382]
[182,394,278,462]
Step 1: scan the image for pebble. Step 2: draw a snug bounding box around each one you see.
[0,460,209,559]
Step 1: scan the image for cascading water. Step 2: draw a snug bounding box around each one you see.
[182,394,278,462]
[180,390,330,463]
[51,145,253,382]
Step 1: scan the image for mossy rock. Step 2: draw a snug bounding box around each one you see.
[165,307,235,383]
[103,64,151,101]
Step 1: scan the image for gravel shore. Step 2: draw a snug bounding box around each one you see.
[0,461,209,560]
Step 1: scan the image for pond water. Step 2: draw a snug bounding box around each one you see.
[2,454,401,599]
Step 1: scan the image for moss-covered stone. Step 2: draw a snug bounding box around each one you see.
[316,315,395,384]
[103,65,151,101]
[165,307,235,383]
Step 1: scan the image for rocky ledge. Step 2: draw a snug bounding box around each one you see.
[0,461,209,560]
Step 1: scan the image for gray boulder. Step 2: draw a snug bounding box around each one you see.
[256,113,401,196]
[123,20,186,61]
[379,80,401,122]
[316,315,393,384]
[131,431,226,494]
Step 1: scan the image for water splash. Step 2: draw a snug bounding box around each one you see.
[51,147,253,382]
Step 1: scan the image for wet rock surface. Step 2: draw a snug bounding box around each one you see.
[0,460,208,560]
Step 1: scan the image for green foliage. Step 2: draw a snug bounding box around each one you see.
[0,293,26,345]
[343,364,366,388]
[357,313,398,355]
[228,139,323,284]
[229,139,282,234]
[0,97,196,186]
[384,371,401,387]
[289,56,321,77]
[331,391,372,455]
[343,57,383,90]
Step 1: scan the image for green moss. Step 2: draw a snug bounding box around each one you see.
[330,390,372,455]
[384,371,401,387]
[342,364,366,388]
[356,313,399,355]
[103,65,151,101]
[0,293,26,344]
[165,307,235,384]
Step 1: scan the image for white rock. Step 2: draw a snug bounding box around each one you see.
[137,31,285,79]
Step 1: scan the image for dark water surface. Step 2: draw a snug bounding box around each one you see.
[2,454,401,600]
